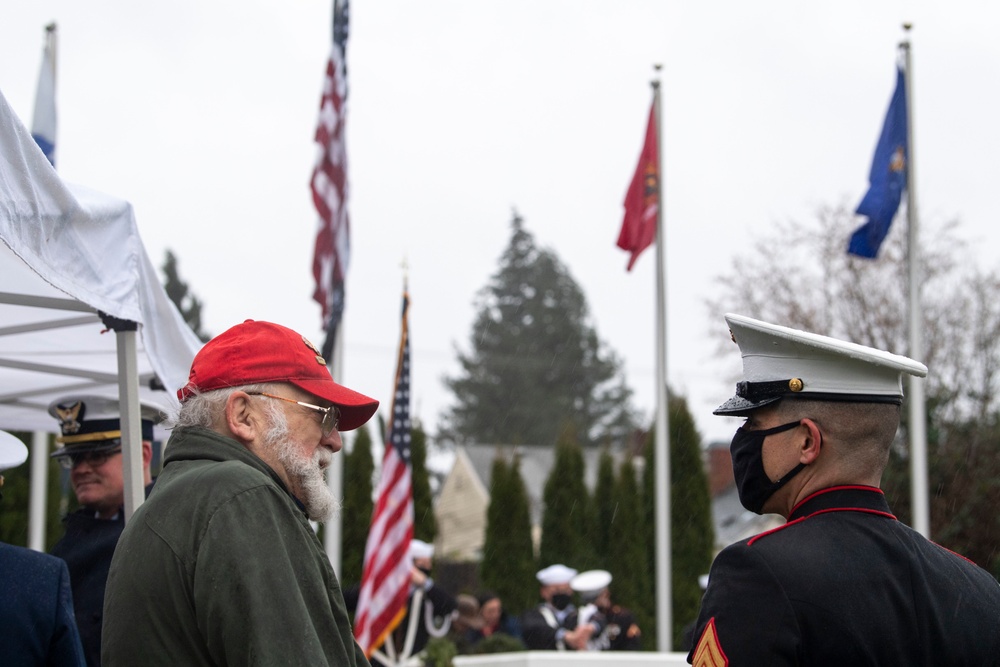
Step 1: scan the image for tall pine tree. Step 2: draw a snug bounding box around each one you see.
[641,393,714,649]
[593,446,616,568]
[161,249,209,341]
[480,450,536,615]
[340,424,374,586]
[608,455,648,642]
[539,424,597,570]
[442,212,637,447]
[411,424,437,543]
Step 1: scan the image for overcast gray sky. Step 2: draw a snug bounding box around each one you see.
[4,1,1000,446]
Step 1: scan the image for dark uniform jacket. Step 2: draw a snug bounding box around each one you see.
[50,482,153,667]
[603,604,641,650]
[0,542,86,667]
[688,486,1000,666]
[520,604,579,650]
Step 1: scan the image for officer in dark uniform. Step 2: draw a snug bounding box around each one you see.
[688,314,1000,666]
[48,395,164,667]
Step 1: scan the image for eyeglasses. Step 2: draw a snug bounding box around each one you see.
[58,447,122,470]
[247,392,340,436]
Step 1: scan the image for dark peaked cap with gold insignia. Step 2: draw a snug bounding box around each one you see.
[48,395,167,458]
[714,313,928,416]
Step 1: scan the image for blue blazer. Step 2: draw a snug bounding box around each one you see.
[0,542,85,666]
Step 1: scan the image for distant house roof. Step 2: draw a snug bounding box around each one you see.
[461,443,629,526]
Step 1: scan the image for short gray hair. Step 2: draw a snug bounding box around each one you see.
[173,382,281,430]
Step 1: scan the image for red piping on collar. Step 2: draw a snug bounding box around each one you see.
[747,486,897,546]
[788,485,884,516]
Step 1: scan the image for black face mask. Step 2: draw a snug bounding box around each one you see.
[417,566,433,577]
[730,420,807,514]
[550,593,573,611]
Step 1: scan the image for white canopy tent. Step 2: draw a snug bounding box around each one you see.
[0,87,202,546]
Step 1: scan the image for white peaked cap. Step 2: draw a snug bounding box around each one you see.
[536,564,578,585]
[571,569,613,594]
[0,431,28,473]
[409,539,434,560]
[715,313,928,416]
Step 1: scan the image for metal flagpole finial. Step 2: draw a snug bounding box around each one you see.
[651,63,662,90]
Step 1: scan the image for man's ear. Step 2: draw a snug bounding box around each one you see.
[225,392,258,443]
[799,418,823,464]
[141,441,153,467]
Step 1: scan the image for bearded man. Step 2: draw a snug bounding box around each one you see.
[102,320,378,666]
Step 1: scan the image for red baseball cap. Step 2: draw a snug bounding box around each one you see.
[178,320,378,431]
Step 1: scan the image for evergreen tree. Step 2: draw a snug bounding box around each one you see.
[161,249,210,341]
[442,212,638,447]
[341,424,374,586]
[593,446,616,568]
[641,393,714,650]
[608,455,648,637]
[539,424,597,569]
[480,450,536,615]
[411,424,436,543]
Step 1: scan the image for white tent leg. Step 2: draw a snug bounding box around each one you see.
[117,329,144,521]
[28,430,48,551]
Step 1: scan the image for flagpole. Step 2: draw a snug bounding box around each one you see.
[650,65,673,652]
[325,324,345,573]
[901,26,929,538]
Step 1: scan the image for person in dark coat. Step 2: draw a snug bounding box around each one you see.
[520,564,598,651]
[571,570,640,651]
[47,395,163,667]
[466,591,522,648]
[350,539,457,667]
[0,429,86,667]
[688,314,1000,666]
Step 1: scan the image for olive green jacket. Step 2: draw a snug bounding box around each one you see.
[102,426,369,667]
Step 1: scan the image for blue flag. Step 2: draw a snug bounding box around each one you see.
[848,67,907,259]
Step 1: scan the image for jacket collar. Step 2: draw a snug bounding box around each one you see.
[788,485,894,522]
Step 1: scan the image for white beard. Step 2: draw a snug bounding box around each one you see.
[263,407,339,522]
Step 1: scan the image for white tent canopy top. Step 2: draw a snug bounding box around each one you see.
[0,86,202,523]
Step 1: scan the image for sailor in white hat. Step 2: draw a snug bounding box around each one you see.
[521,564,599,651]
[688,314,1000,666]
[571,569,642,651]
[0,431,86,663]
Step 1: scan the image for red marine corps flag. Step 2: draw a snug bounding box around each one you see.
[354,288,415,661]
[312,0,350,359]
[616,101,660,271]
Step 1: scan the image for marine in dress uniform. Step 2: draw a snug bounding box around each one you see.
[688,314,1000,667]
[47,396,163,667]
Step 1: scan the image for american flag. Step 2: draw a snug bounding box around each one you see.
[311,0,350,360]
[354,289,415,657]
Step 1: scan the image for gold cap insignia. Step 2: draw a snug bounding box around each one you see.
[55,401,85,435]
[302,335,327,366]
[788,378,804,392]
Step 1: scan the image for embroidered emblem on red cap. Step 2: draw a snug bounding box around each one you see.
[302,335,327,366]
[692,617,728,667]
